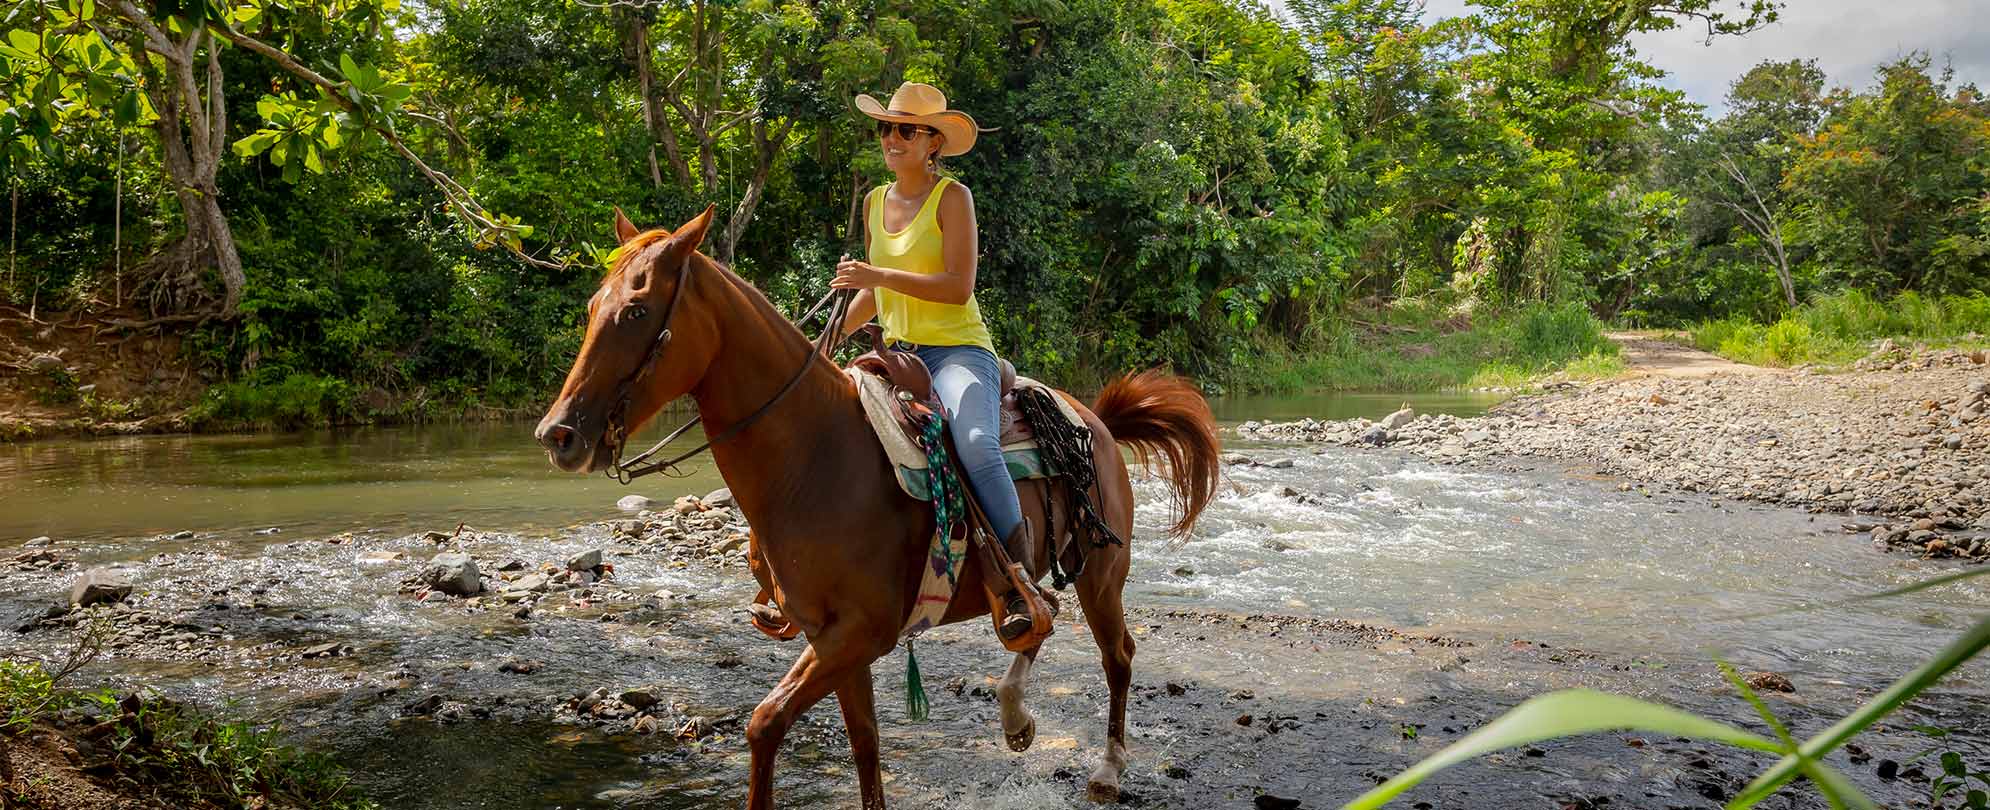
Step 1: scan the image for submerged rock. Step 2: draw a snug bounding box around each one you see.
[616,495,655,512]
[70,569,134,607]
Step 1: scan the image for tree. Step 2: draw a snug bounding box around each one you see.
[3,0,243,316]
[1784,56,1990,293]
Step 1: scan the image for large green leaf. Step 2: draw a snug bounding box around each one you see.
[1342,690,1784,810]
[1730,615,1990,808]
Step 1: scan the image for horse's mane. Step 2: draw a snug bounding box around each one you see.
[609,228,820,352]
[602,229,675,287]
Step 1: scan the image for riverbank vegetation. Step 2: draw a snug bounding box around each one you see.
[3,0,1986,430]
[1230,301,1622,393]
[1,632,375,809]
[1691,290,1990,368]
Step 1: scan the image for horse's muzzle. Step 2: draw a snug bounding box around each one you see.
[534,404,601,472]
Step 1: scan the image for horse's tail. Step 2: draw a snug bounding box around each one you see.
[1091,370,1222,539]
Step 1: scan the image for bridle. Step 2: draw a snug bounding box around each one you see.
[597,247,852,483]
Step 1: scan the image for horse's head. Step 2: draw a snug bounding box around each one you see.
[535,206,722,473]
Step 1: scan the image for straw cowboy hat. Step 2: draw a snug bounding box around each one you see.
[854,82,979,157]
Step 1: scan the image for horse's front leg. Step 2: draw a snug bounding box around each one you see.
[747,644,853,810]
[834,665,885,809]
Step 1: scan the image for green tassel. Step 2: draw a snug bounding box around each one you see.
[904,641,929,722]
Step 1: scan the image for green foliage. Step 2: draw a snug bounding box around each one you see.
[6,0,1984,408]
[1230,301,1619,393]
[1347,569,1990,810]
[24,363,78,405]
[189,372,355,430]
[1693,290,1990,367]
[2,655,376,809]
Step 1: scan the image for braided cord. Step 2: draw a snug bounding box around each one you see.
[1015,387,1122,553]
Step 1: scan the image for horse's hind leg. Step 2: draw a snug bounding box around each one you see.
[834,665,886,809]
[1074,544,1134,802]
[997,645,1041,751]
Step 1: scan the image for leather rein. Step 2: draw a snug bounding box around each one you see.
[600,251,852,484]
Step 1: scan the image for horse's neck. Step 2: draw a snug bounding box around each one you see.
[689,280,862,525]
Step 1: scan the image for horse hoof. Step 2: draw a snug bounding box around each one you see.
[1086,778,1120,804]
[1005,717,1035,752]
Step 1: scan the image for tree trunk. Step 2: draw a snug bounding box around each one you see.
[716,118,794,265]
[123,14,241,317]
[626,12,691,189]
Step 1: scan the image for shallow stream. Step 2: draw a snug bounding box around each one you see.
[3,390,1985,808]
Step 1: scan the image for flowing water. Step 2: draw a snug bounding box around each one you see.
[3,390,1985,808]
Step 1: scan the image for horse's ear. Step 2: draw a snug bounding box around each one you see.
[613,207,639,246]
[665,204,717,254]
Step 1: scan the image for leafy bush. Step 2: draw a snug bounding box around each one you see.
[188,372,356,430]
[1694,290,1990,367]
[25,365,79,406]
[1506,301,1616,364]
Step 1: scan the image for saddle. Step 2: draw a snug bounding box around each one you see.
[843,324,1061,653]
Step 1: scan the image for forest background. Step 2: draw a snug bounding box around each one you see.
[3,0,1988,429]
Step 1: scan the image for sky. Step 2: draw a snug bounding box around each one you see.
[1276,0,1990,112]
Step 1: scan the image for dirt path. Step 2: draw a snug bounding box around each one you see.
[1605,330,1773,377]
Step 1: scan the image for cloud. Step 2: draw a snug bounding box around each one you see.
[1270,0,1990,111]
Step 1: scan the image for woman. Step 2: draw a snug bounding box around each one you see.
[753,81,1035,641]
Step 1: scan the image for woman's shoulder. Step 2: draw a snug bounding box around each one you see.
[938,178,973,207]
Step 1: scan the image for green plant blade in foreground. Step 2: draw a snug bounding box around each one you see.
[1341,689,1785,810]
[1730,614,1990,808]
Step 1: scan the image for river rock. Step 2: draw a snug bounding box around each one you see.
[703,488,735,508]
[1357,425,1389,446]
[69,569,134,607]
[301,642,348,659]
[616,495,655,512]
[358,550,405,564]
[419,553,481,596]
[619,689,660,710]
[567,549,603,572]
[23,536,52,547]
[512,573,551,593]
[1745,671,1794,693]
[1265,458,1295,469]
[1381,407,1415,429]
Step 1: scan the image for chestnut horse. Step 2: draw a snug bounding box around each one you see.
[535,206,1220,808]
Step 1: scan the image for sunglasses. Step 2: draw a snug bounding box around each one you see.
[875,121,936,140]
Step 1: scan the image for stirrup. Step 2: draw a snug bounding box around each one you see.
[998,595,1035,642]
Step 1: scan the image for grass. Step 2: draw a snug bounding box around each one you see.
[1345,566,1990,810]
[1230,300,1623,394]
[1,628,376,810]
[1691,290,1990,368]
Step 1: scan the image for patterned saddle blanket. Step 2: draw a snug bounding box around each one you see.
[842,366,1089,638]
[844,367,1087,500]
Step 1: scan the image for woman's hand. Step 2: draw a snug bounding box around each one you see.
[832,258,887,291]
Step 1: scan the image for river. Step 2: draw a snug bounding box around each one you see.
[3,390,1985,809]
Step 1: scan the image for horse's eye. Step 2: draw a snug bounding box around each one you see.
[622,304,649,323]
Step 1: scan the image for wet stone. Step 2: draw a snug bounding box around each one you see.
[419,553,481,596]
[69,569,134,607]
[617,495,656,512]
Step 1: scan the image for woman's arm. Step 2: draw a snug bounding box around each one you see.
[842,289,877,338]
[832,183,978,305]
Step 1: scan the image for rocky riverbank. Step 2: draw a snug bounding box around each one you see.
[7,480,1989,808]
[1238,345,1990,561]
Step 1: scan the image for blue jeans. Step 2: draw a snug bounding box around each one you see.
[910,344,1025,540]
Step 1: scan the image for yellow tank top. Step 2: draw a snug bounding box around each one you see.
[866,178,995,351]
